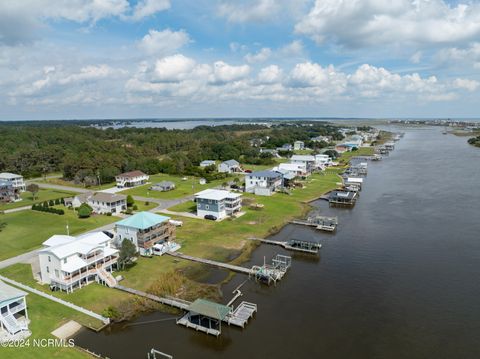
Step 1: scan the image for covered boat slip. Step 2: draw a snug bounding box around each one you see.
[290,215,338,232]
[329,190,358,206]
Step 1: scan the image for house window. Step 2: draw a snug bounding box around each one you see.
[205,205,209,210]
[46,266,49,273]
[64,258,67,264]
[48,256,51,262]
[55,269,59,277]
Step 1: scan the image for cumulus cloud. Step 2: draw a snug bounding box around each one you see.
[258,65,283,84]
[218,0,280,23]
[210,61,250,84]
[151,54,198,82]
[452,78,479,91]
[244,48,272,63]
[138,29,191,56]
[131,0,171,21]
[295,0,480,49]
[437,43,480,68]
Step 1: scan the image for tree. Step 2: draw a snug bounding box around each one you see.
[0,222,6,232]
[126,195,135,207]
[118,239,137,270]
[324,150,339,159]
[77,203,93,218]
[26,183,39,201]
[222,181,228,189]
[233,177,240,184]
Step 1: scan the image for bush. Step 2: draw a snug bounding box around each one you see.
[125,208,133,215]
[43,201,49,208]
[145,201,149,206]
[55,198,61,205]
[126,195,134,207]
[77,203,93,218]
[106,212,112,216]
[31,204,64,215]
[49,200,55,206]
[132,205,138,211]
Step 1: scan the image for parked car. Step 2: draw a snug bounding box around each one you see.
[204,214,217,221]
[230,184,240,189]
[244,169,252,173]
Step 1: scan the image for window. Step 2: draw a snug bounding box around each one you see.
[64,258,67,264]
[48,256,51,262]
[46,266,49,273]
[55,269,59,278]
[205,205,209,210]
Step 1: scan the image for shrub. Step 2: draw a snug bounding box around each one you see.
[49,200,55,206]
[132,205,138,211]
[125,208,133,215]
[126,195,134,207]
[78,203,93,218]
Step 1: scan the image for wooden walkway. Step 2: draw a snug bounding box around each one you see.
[165,252,253,275]
[248,237,321,254]
[115,285,191,310]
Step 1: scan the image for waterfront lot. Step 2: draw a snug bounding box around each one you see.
[0,210,117,261]
[0,188,75,211]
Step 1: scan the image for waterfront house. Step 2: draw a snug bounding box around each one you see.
[0,180,19,203]
[115,170,149,188]
[0,173,26,193]
[294,141,305,151]
[194,189,242,219]
[115,212,177,257]
[315,154,331,167]
[150,181,176,192]
[245,170,283,196]
[200,160,216,168]
[273,168,296,187]
[275,162,308,177]
[0,280,30,342]
[38,232,119,292]
[276,143,293,152]
[290,155,316,173]
[65,192,127,214]
[217,160,241,173]
[335,144,351,153]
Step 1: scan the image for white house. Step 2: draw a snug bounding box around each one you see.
[0,180,19,203]
[65,192,127,214]
[194,189,242,219]
[115,170,149,188]
[217,160,241,173]
[311,135,330,143]
[39,232,119,292]
[273,163,307,177]
[0,280,30,343]
[115,212,177,257]
[294,141,305,150]
[245,170,283,196]
[199,160,216,168]
[315,154,331,167]
[0,173,26,192]
[290,155,316,173]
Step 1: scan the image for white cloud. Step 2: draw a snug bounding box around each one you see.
[452,78,479,92]
[218,0,279,23]
[437,43,480,68]
[258,65,283,84]
[279,40,305,57]
[138,29,191,56]
[131,0,171,21]
[210,61,250,83]
[244,48,272,63]
[152,54,198,82]
[295,0,480,49]
[410,51,423,64]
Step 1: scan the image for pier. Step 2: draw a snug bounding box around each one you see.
[290,215,338,232]
[249,237,321,254]
[165,251,252,275]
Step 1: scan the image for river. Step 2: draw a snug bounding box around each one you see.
[74,126,480,359]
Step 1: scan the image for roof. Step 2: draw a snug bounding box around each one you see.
[278,163,306,171]
[89,192,126,203]
[248,170,282,179]
[0,172,23,179]
[43,235,76,247]
[62,255,87,272]
[194,189,242,201]
[221,159,240,166]
[330,191,356,200]
[200,160,216,165]
[40,232,111,259]
[290,155,315,162]
[187,299,231,320]
[115,211,170,230]
[116,170,147,178]
[0,280,27,303]
[346,177,364,183]
[154,181,175,187]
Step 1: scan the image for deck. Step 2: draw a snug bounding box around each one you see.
[165,251,252,275]
[249,237,322,254]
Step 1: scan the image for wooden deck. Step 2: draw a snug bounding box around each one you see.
[165,251,253,275]
[248,237,322,254]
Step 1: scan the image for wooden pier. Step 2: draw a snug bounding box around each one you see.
[248,237,321,254]
[166,251,253,275]
[290,215,338,232]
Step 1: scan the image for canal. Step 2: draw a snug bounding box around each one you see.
[75,126,480,358]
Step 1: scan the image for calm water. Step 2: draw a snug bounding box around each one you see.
[75,126,480,358]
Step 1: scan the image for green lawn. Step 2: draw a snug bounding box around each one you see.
[241,158,288,173]
[0,208,118,261]
[120,173,239,199]
[0,189,75,211]
[338,146,375,164]
[39,177,116,190]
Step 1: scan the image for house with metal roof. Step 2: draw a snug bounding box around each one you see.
[0,280,30,342]
[115,170,149,188]
[194,189,242,219]
[150,181,176,192]
[217,159,241,173]
[0,180,20,203]
[245,170,283,196]
[199,160,216,168]
[290,154,316,173]
[64,192,127,214]
[0,172,26,193]
[115,212,177,256]
[38,232,119,292]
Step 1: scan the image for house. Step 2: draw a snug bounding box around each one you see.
[290,155,316,173]
[194,189,242,219]
[39,232,119,292]
[311,135,330,143]
[245,170,283,196]
[217,160,241,173]
[275,163,308,177]
[315,154,331,167]
[0,173,26,193]
[276,144,293,152]
[259,148,280,158]
[0,180,19,203]
[150,181,176,192]
[115,170,149,188]
[274,168,296,187]
[335,144,352,153]
[200,160,216,168]
[294,141,305,151]
[0,280,30,342]
[199,178,207,185]
[115,212,177,257]
[65,192,127,214]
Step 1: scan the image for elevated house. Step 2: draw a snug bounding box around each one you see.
[39,232,119,292]
[150,181,175,192]
[276,144,293,152]
[315,154,331,167]
[0,173,26,193]
[275,162,308,177]
[199,160,216,168]
[115,212,177,257]
[115,170,149,188]
[194,189,242,219]
[290,155,316,174]
[245,170,283,196]
[293,141,305,150]
[0,280,30,343]
[64,192,127,214]
[0,180,19,203]
[217,160,242,174]
[311,135,331,143]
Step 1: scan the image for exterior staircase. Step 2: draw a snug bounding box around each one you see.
[96,268,117,288]
[0,312,26,335]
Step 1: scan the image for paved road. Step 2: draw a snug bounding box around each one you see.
[0,248,42,270]
[3,205,32,214]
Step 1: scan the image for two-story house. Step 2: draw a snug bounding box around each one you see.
[64,192,127,214]
[115,212,177,257]
[245,170,283,196]
[0,173,26,193]
[0,280,30,342]
[217,160,241,173]
[290,155,316,174]
[115,170,149,188]
[39,232,119,292]
[194,189,242,220]
[0,180,19,203]
[294,141,305,150]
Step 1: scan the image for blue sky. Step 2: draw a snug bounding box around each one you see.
[1,0,480,120]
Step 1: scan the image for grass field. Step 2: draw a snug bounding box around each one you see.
[0,189,75,211]
[0,209,118,261]
[338,146,375,164]
[119,173,239,199]
[39,177,116,190]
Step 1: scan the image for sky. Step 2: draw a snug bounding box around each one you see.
[1,0,480,120]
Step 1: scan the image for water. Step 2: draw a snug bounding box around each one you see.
[75,126,480,358]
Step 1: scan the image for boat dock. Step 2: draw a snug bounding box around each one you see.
[115,285,191,310]
[166,251,252,275]
[248,237,321,254]
[290,215,338,232]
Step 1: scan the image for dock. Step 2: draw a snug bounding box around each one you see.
[248,237,321,254]
[290,215,338,232]
[166,251,252,275]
